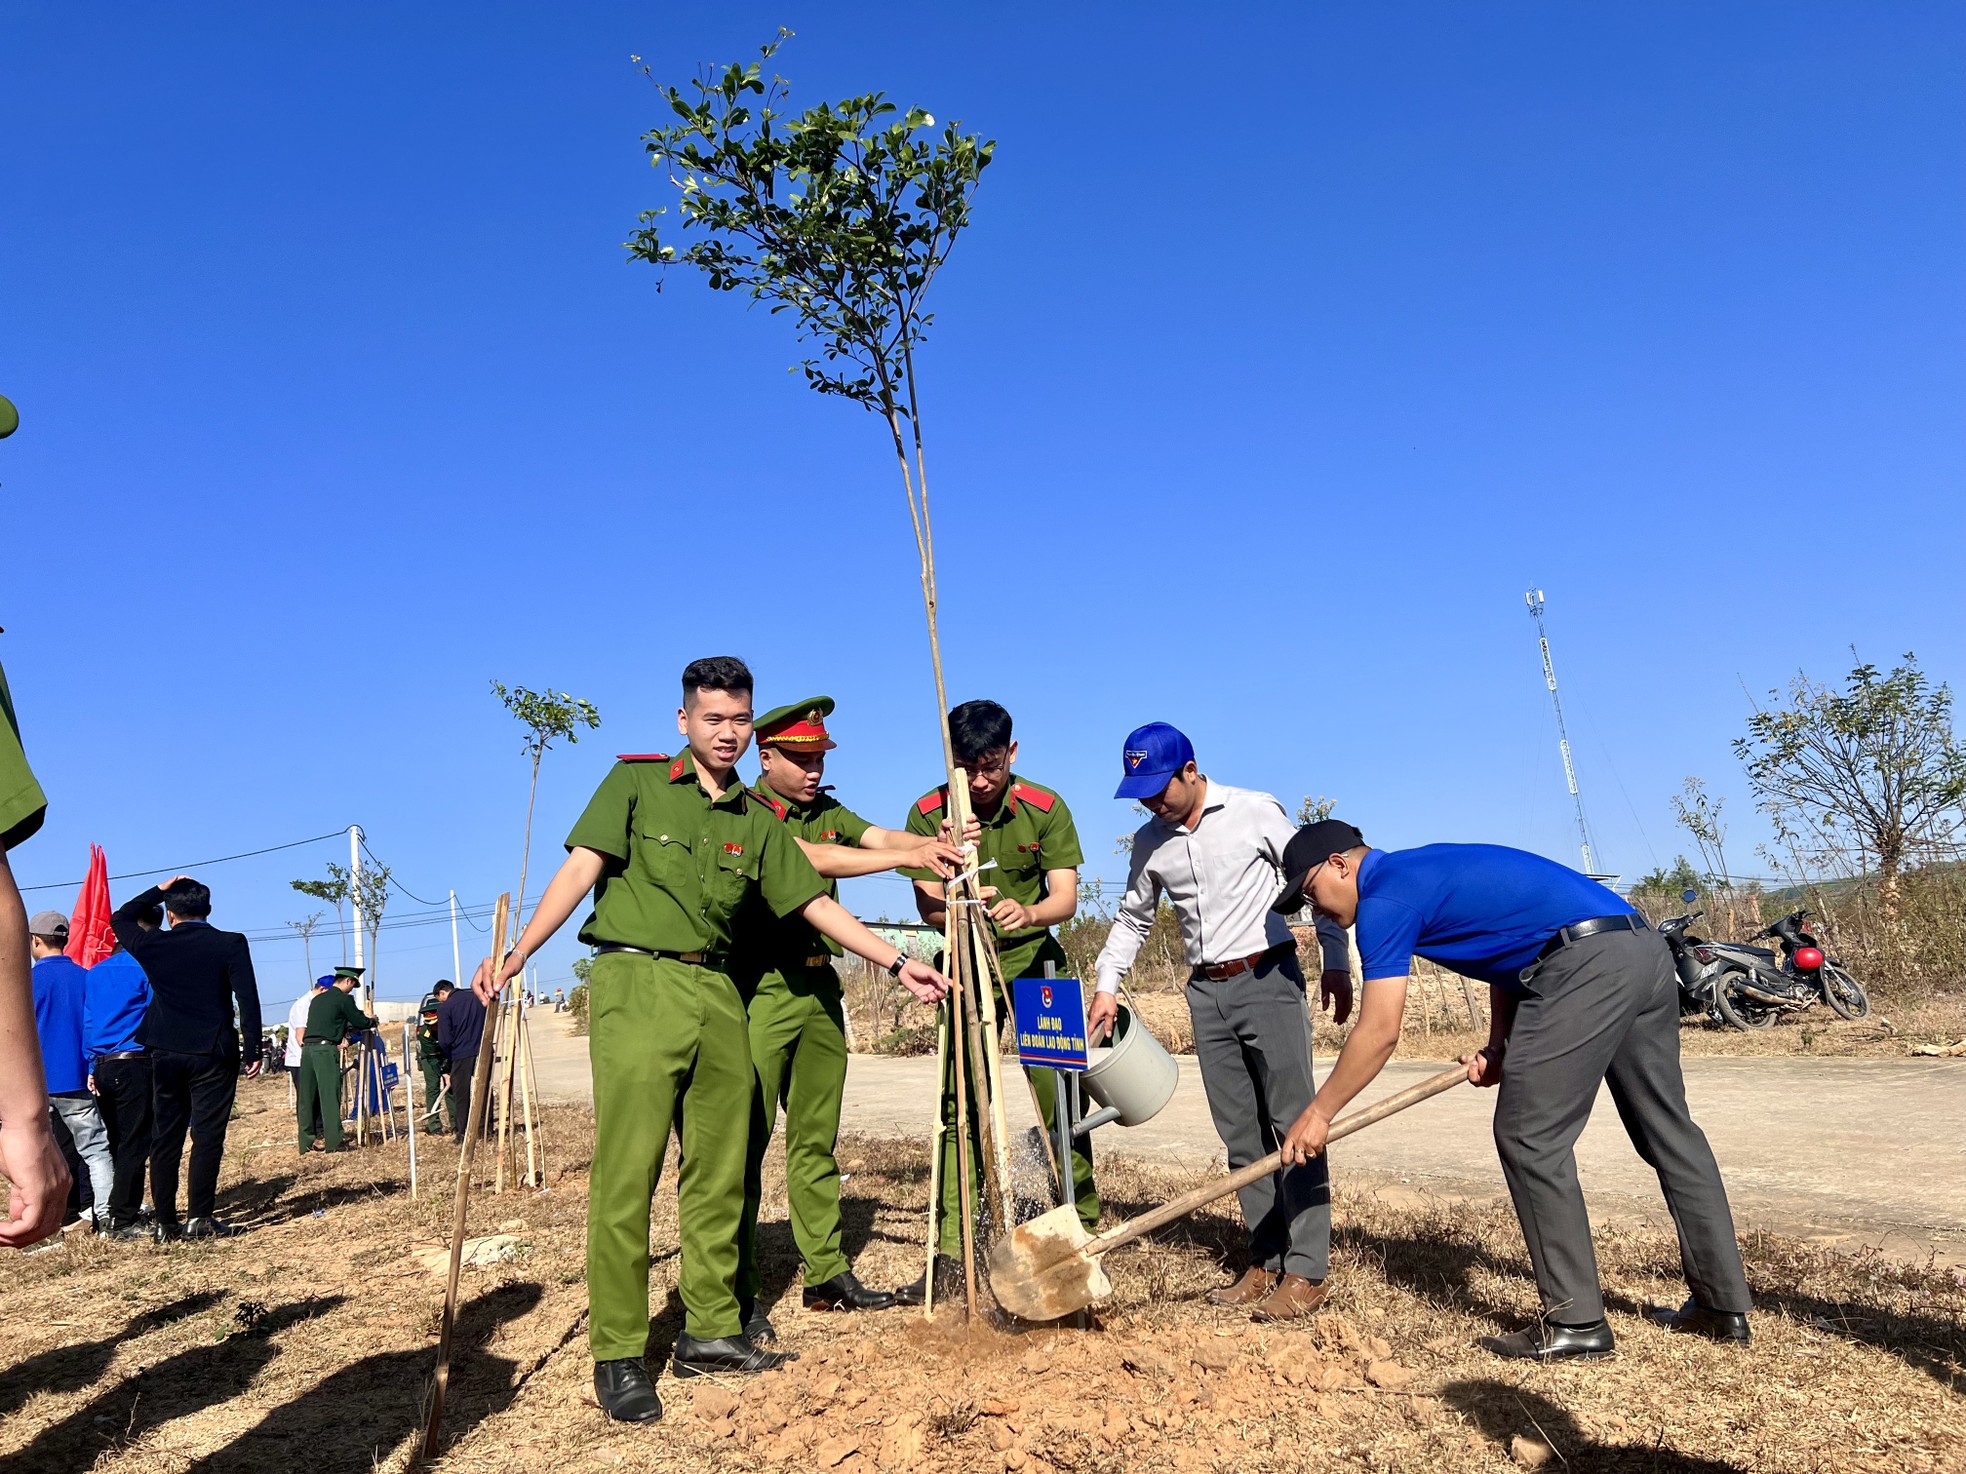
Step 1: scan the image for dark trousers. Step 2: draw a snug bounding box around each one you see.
[149,1046,240,1224]
[449,1054,491,1143]
[93,1055,154,1225]
[1496,927,1753,1322]
[1186,954,1331,1280]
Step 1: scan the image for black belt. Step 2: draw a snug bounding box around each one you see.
[1534,913,1650,963]
[95,1050,144,1063]
[596,942,732,970]
[1193,941,1295,982]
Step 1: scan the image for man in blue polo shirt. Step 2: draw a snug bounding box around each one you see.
[84,913,157,1239]
[1270,820,1752,1362]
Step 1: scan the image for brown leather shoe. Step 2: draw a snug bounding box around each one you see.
[1206,1267,1278,1307]
[1250,1273,1330,1322]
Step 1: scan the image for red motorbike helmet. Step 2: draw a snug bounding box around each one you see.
[1793,946,1825,971]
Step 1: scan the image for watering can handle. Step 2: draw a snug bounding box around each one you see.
[1085,1063,1469,1257]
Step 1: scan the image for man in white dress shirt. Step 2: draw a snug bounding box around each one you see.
[285,978,327,1124]
[1091,722,1354,1321]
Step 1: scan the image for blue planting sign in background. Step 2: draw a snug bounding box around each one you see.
[1014,974,1089,1071]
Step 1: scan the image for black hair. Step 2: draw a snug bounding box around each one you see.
[681,656,754,705]
[948,699,1014,763]
[434,980,455,994]
[134,902,164,929]
[160,878,212,919]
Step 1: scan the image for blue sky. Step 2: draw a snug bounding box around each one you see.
[4,3,1961,1003]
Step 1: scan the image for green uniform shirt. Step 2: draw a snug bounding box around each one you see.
[0,658,47,851]
[305,987,376,1046]
[566,751,826,954]
[743,781,874,970]
[902,774,1083,964]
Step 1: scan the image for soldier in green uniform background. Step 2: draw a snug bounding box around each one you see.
[736,696,964,1338]
[296,968,376,1153]
[472,657,950,1426]
[898,698,1090,1305]
[415,980,453,1134]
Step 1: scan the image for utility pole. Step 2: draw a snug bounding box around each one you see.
[449,889,462,984]
[1524,590,1598,874]
[350,824,366,1003]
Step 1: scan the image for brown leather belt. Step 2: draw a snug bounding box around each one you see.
[95,1050,144,1062]
[1192,942,1295,982]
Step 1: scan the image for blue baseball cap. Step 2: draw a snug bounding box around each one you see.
[1114,722,1196,799]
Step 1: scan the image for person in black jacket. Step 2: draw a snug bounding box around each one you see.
[435,983,488,1144]
[111,875,262,1239]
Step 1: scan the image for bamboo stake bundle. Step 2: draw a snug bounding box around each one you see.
[948,929,979,1318]
[493,994,518,1192]
[423,893,511,1457]
[948,773,1015,1212]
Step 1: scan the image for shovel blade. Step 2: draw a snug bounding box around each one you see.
[985,1205,1111,1321]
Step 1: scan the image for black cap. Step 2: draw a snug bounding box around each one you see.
[1271,819,1367,915]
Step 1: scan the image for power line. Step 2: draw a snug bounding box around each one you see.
[17,828,353,894]
[357,835,449,906]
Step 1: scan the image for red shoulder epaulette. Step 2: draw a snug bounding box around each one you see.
[916,788,948,817]
[616,752,671,763]
[1010,781,1056,813]
[752,788,788,820]
[669,757,689,782]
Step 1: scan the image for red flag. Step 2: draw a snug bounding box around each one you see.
[66,844,115,969]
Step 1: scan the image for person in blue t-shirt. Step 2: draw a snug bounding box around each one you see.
[1269,820,1752,1364]
[29,911,114,1228]
[84,907,158,1239]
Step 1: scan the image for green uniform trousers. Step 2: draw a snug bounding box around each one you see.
[587,950,754,1358]
[737,964,851,1303]
[936,938,1099,1256]
[418,1058,448,1132]
[296,1044,345,1152]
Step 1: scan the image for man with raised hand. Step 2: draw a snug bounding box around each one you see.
[1092,723,1355,1322]
[898,697,1087,1307]
[111,874,263,1240]
[472,656,950,1425]
[735,695,963,1338]
[0,655,67,1249]
[1272,820,1752,1361]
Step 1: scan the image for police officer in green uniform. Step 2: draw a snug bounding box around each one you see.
[296,967,376,1153]
[415,981,453,1134]
[473,657,950,1426]
[897,698,1091,1305]
[736,697,964,1337]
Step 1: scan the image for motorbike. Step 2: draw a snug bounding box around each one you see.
[1659,890,1818,1031]
[1748,906,1871,1021]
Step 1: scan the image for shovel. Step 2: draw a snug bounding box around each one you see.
[987,1063,1469,1321]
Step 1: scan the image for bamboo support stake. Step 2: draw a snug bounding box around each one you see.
[950,964,979,1318]
[948,771,1015,1211]
[404,1021,419,1201]
[493,995,518,1192]
[424,892,511,1458]
[516,1007,540,1188]
[921,996,950,1319]
[521,1006,546,1185]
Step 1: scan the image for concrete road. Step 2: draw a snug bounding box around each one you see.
[525,1010,1966,1262]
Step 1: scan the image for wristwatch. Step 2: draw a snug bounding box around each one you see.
[887,954,907,978]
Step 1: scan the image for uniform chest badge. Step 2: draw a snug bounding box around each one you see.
[723,842,745,856]
[820,830,840,842]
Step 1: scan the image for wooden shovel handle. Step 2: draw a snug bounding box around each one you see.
[1088,1063,1469,1258]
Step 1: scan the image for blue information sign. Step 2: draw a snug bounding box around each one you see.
[1014,975,1089,1070]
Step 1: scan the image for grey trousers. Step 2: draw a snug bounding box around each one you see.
[52,1092,114,1224]
[1497,926,1753,1321]
[1187,955,1330,1280]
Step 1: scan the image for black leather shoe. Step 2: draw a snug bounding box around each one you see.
[180,1217,244,1241]
[593,1358,664,1422]
[1481,1318,1615,1362]
[892,1254,965,1308]
[1647,1298,1751,1344]
[105,1221,158,1244]
[804,1270,898,1312]
[670,1333,796,1378]
[741,1303,778,1345]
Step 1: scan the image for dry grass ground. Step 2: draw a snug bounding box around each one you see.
[3,1078,1960,1474]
